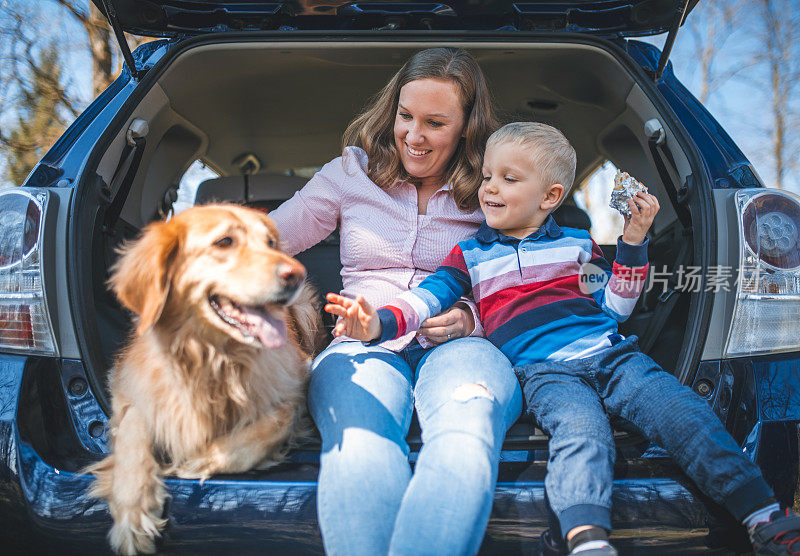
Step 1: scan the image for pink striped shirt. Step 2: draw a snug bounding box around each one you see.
[270,146,485,350]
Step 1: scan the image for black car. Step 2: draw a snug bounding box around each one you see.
[1,0,799,553]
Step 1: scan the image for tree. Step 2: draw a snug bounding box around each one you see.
[2,42,72,184]
[53,1,113,98]
[0,7,25,119]
[53,1,155,98]
[0,2,157,182]
[685,0,750,104]
[755,0,800,189]
[674,0,800,192]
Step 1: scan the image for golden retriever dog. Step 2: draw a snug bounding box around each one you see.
[86,204,320,555]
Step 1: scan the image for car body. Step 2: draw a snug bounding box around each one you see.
[1,0,799,553]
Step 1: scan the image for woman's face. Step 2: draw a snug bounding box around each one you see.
[394,78,467,188]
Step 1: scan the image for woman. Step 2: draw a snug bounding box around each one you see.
[270,47,522,555]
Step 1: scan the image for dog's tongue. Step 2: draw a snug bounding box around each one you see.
[243,306,286,349]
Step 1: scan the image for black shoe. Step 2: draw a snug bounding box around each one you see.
[537,528,566,556]
[749,509,800,555]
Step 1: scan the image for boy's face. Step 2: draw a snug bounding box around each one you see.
[479,141,562,239]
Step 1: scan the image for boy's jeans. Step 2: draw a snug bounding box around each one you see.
[515,335,774,536]
[308,337,522,556]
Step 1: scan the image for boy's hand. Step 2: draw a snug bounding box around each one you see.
[622,191,660,245]
[324,293,381,341]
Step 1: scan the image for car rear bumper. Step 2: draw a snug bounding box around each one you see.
[1,352,797,554]
[5,447,738,555]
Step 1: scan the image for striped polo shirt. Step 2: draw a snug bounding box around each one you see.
[375,215,650,365]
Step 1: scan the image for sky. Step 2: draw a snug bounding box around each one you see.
[2,1,798,229]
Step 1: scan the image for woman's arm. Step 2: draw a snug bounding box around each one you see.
[269,157,344,257]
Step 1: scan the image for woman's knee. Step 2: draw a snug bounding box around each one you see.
[420,388,507,453]
[416,338,521,427]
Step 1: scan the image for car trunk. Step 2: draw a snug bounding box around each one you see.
[72,35,711,452]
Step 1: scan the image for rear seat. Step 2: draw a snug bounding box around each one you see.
[194,174,619,450]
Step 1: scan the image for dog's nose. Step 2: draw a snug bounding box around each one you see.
[277,262,306,289]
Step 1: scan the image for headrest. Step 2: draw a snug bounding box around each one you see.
[195,173,308,205]
[552,204,592,231]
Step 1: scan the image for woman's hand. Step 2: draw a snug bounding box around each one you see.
[419,303,475,345]
[622,191,660,245]
[324,293,382,342]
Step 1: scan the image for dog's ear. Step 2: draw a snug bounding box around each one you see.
[109,219,181,335]
[287,283,323,356]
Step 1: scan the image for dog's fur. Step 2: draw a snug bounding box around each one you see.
[86,204,320,555]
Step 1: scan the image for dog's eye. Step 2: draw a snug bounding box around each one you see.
[267,237,277,248]
[214,236,235,248]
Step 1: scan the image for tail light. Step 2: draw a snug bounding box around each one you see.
[725,189,800,357]
[0,188,58,356]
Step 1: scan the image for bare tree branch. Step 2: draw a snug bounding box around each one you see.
[685,0,748,104]
[51,0,114,97]
[756,0,800,189]
[52,0,89,26]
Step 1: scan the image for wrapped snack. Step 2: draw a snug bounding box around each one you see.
[609,170,648,217]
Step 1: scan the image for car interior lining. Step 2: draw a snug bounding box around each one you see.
[87,40,698,448]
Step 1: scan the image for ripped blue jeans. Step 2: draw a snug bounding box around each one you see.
[308,337,522,556]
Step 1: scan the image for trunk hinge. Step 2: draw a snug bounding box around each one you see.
[98,0,145,81]
[653,0,693,81]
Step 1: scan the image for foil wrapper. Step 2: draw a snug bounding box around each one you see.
[609,170,648,217]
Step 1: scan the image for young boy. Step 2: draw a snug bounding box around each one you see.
[325,122,799,555]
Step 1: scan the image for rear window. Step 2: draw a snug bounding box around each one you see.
[174,160,219,214]
[573,160,625,244]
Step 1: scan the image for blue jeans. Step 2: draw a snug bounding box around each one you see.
[308,337,522,556]
[515,335,774,537]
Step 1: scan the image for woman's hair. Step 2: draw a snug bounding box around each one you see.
[342,47,497,211]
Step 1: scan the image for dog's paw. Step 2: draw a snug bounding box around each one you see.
[172,445,228,482]
[107,506,165,555]
[172,460,214,482]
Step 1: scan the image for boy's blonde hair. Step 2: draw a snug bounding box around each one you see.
[486,122,576,196]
